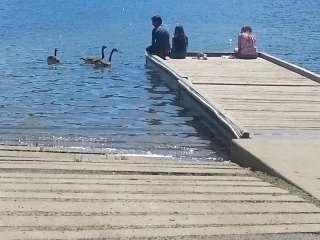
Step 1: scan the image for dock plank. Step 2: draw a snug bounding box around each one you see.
[0,162,250,175]
[2,224,320,239]
[0,192,303,202]
[2,213,320,228]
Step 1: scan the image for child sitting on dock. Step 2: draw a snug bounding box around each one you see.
[170,25,188,59]
[234,26,258,59]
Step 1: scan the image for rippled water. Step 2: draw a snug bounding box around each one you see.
[0,0,319,159]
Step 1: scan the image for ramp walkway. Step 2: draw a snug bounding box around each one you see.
[0,146,320,239]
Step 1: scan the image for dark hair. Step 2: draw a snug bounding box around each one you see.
[244,26,252,33]
[174,25,185,37]
[172,25,187,53]
[151,15,162,25]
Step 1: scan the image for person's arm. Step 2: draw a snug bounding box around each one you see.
[252,35,257,48]
[153,29,161,53]
[152,29,156,46]
[186,36,188,49]
[171,37,175,50]
[146,29,156,53]
[237,34,242,52]
[160,29,170,55]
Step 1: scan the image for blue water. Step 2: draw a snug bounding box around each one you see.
[0,0,319,159]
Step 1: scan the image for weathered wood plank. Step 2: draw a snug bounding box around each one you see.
[0,172,261,181]
[1,201,317,213]
[0,177,270,186]
[2,224,320,239]
[0,183,287,194]
[0,162,250,175]
[0,192,303,202]
[2,213,320,228]
[0,159,240,169]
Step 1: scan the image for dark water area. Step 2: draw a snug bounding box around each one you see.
[0,0,319,160]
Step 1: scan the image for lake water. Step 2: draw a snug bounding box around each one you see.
[0,0,319,160]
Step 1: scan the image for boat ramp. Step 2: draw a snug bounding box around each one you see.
[0,145,320,239]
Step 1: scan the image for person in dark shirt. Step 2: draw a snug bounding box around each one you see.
[146,15,170,59]
[170,25,188,59]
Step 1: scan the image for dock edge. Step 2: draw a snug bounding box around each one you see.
[145,52,250,141]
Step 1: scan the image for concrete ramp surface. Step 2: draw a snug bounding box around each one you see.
[0,147,320,239]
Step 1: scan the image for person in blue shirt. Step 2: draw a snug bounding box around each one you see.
[170,25,188,59]
[146,15,170,59]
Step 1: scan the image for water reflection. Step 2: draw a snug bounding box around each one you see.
[0,59,227,160]
[144,69,228,160]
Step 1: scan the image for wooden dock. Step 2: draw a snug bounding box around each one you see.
[0,146,320,239]
[146,52,320,206]
[146,52,320,140]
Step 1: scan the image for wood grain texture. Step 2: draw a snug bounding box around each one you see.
[0,149,320,239]
[164,56,320,138]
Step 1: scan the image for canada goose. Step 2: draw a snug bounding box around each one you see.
[94,48,118,68]
[81,46,107,64]
[47,48,60,65]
